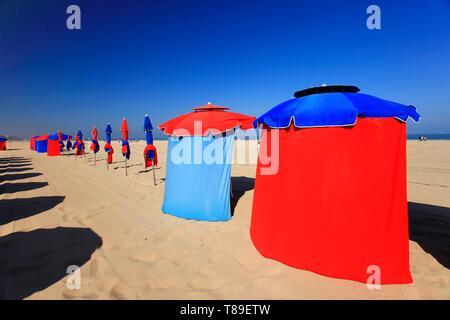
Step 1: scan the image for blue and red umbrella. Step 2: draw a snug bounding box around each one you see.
[120,118,130,175]
[74,129,85,156]
[0,136,7,151]
[90,126,100,165]
[104,122,114,166]
[57,130,64,151]
[143,114,158,185]
[66,135,72,151]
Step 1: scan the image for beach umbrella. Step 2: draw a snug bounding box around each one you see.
[0,136,7,151]
[90,126,100,166]
[159,102,255,137]
[56,130,67,153]
[120,117,130,176]
[66,135,72,151]
[104,122,113,169]
[144,114,154,144]
[143,114,157,185]
[159,102,255,222]
[75,129,85,157]
[250,85,420,284]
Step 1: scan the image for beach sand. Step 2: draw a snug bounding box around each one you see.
[0,140,449,299]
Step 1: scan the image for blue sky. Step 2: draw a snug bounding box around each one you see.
[1,0,450,138]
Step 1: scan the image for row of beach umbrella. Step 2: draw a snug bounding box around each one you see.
[29,115,158,184]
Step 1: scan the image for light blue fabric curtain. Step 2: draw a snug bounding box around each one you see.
[162,133,234,221]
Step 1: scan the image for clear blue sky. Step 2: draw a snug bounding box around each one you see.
[1,0,450,138]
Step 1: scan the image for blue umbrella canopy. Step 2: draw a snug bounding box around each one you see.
[48,132,69,140]
[254,85,420,128]
[143,114,154,145]
[105,123,112,144]
[0,136,7,142]
[76,129,83,140]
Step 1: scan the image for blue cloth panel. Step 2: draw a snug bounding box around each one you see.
[162,134,234,221]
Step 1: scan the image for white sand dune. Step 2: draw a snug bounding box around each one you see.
[0,140,449,299]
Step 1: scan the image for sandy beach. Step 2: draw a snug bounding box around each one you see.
[0,140,449,300]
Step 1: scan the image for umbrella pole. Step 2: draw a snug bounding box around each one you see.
[125,157,128,176]
[94,153,96,166]
[152,163,156,186]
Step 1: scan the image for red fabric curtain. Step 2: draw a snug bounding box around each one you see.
[250,117,412,284]
[47,139,60,156]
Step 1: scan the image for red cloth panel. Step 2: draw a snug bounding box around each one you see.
[250,117,412,284]
[47,139,60,156]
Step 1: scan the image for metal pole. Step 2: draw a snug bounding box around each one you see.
[152,163,156,186]
[94,153,96,166]
[125,157,127,176]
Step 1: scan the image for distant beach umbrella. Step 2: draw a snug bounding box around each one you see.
[90,126,100,165]
[77,129,83,141]
[57,130,65,151]
[66,135,72,151]
[0,136,7,151]
[104,122,114,168]
[75,129,85,156]
[120,118,129,141]
[120,118,130,176]
[105,123,112,144]
[91,126,98,141]
[143,114,157,185]
[143,114,154,145]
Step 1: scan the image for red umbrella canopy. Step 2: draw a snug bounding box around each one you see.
[159,102,255,137]
[121,118,129,141]
[92,126,98,140]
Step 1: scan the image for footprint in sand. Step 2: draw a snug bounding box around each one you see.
[187,274,227,291]
[110,243,132,251]
[143,275,178,291]
[62,288,99,300]
[78,218,92,226]
[61,213,75,222]
[110,281,136,300]
[130,251,161,265]
[88,256,108,277]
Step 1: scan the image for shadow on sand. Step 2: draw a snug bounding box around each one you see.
[0,196,65,225]
[0,182,48,194]
[408,202,450,270]
[0,167,33,174]
[0,173,42,183]
[0,227,102,299]
[0,163,32,168]
[231,176,255,216]
[0,157,30,163]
